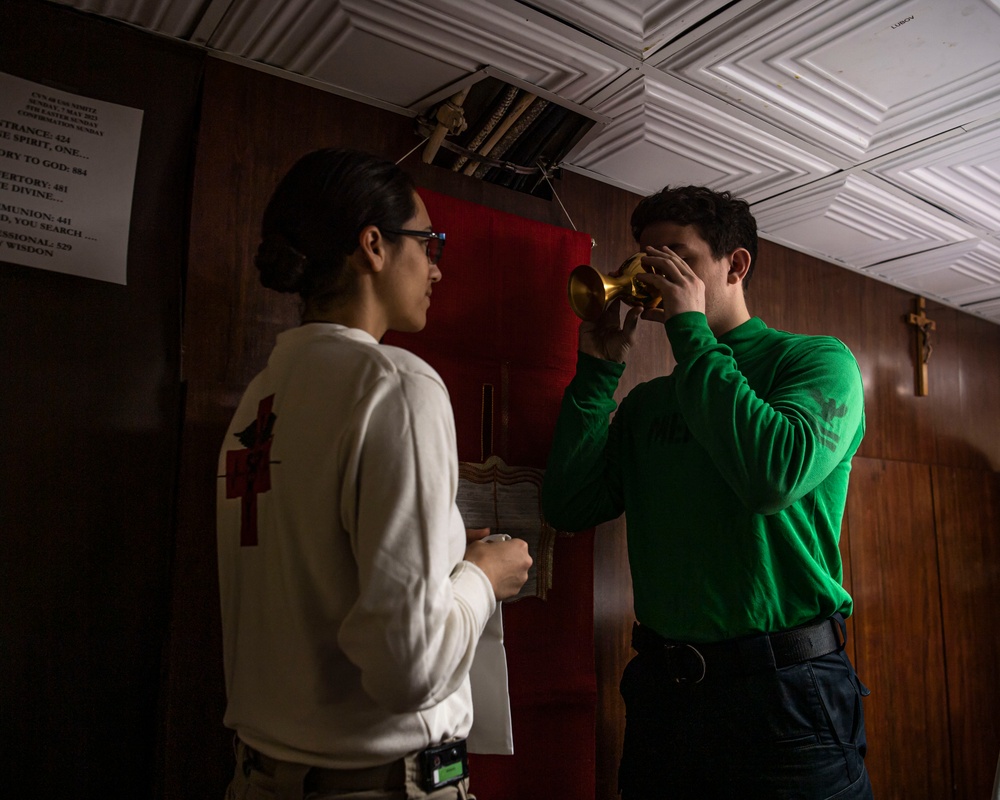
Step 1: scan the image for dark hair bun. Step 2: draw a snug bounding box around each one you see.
[256,149,416,301]
[255,234,309,294]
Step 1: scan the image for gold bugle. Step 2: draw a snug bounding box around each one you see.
[567,253,659,321]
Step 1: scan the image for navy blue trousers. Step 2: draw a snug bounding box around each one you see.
[618,645,873,799]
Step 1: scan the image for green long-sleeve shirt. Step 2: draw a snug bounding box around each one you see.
[542,313,865,643]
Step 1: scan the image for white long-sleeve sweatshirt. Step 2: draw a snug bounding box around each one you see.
[217,323,496,768]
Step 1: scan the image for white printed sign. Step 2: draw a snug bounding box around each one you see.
[0,72,143,284]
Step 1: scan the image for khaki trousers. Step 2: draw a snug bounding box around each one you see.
[224,739,475,800]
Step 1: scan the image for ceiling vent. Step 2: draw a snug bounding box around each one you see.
[411,67,608,200]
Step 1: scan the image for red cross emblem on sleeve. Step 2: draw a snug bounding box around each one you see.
[225,394,277,546]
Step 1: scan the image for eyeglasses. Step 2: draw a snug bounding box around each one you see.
[382,229,447,265]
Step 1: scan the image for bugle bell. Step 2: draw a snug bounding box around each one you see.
[567,253,660,321]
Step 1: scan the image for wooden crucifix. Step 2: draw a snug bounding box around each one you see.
[905,296,936,397]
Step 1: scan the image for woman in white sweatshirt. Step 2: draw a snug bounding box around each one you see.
[217,148,531,800]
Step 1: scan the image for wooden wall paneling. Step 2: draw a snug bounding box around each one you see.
[932,307,1000,471]
[956,315,1000,471]
[851,271,936,465]
[1,2,203,797]
[752,239,864,343]
[592,516,632,800]
[557,169,641,274]
[847,457,952,799]
[932,465,1000,798]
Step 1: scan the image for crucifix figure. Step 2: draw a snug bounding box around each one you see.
[905,296,936,397]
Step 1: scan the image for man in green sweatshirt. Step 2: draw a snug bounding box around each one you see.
[542,185,873,799]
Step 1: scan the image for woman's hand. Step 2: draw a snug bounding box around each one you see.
[464,534,532,601]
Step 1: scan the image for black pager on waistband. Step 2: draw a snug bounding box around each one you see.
[418,739,468,792]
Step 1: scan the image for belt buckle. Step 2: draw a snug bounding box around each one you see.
[664,643,706,684]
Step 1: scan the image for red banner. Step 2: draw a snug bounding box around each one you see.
[385,188,597,799]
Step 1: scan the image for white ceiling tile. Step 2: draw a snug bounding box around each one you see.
[868,118,1000,235]
[566,73,836,200]
[49,0,215,36]
[867,239,1000,307]
[964,294,1000,323]
[752,174,976,269]
[36,0,1000,324]
[520,0,732,59]
[655,0,1000,162]
[206,0,628,107]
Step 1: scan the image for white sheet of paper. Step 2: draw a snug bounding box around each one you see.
[467,602,514,755]
[0,72,143,284]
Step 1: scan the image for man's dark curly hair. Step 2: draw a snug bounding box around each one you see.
[630,185,758,290]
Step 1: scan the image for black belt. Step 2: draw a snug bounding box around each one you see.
[631,617,844,684]
[238,741,404,792]
[238,737,468,794]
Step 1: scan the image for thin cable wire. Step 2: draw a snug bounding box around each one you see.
[539,162,596,248]
[396,137,429,165]
[540,161,576,230]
